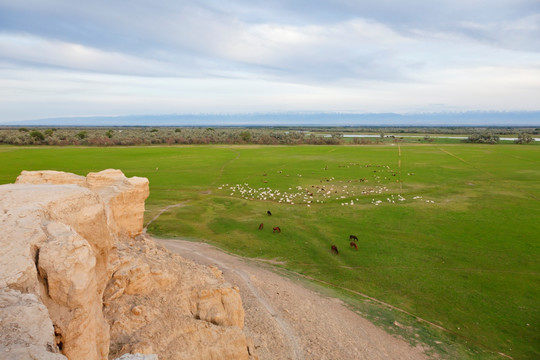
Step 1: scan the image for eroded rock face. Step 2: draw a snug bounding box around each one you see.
[1,170,136,360]
[1,169,253,360]
[86,169,149,239]
[0,288,66,360]
[16,170,86,186]
[104,236,250,360]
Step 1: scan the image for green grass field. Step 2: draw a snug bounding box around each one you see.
[1,143,539,359]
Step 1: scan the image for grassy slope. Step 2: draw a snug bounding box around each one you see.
[0,144,538,359]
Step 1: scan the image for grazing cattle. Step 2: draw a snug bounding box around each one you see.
[267,210,272,216]
[259,223,264,230]
[349,235,359,242]
[273,227,281,233]
[331,245,339,255]
[350,242,358,250]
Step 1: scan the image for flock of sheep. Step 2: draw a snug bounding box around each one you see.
[217,162,436,207]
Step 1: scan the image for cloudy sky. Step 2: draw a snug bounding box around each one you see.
[1,0,540,122]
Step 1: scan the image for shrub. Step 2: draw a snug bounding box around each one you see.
[464,134,499,144]
[514,133,533,144]
[240,131,251,142]
[29,130,45,141]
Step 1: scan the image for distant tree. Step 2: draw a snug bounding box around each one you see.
[19,127,29,132]
[464,133,499,144]
[175,128,181,133]
[29,130,45,141]
[150,128,159,133]
[76,131,87,140]
[105,130,114,138]
[44,129,54,137]
[514,133,533,144]
[240,131,251,142]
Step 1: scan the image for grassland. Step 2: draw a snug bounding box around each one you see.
[1,143,539,359]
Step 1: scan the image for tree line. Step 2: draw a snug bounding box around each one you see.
[0,127,536,146]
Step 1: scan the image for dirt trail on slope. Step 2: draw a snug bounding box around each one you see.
[156,238,429,360]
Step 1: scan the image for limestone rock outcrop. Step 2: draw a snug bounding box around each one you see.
[1,169,253,360]
[0,288,66,359]
[104,236,250,360]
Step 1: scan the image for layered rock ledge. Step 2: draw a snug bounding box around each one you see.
[0,169,253,360]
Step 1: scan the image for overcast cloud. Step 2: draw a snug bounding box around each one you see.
[1,0,539,121]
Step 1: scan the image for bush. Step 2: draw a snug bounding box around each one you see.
[29,130,45,141]
[240,131,251,142]
[514,133,533,144]
[464,134,499,144]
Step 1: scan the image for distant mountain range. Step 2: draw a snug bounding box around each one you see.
[1,111,539,127]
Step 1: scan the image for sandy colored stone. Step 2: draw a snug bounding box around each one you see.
[105,236,251,360]
[37,221,110,360]
[2,169,252,360]
[86,169,149,239]
[191,286,245,328]
[114,354,158,360]
[16,170,86,186]
[0,182,115,360]
[0,288,66,360]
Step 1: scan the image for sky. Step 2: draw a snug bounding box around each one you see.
[1,0,540,123]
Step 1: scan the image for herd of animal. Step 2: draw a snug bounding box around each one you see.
[258,210,282,233]
[259,210,358,255]
[331,235,359,255]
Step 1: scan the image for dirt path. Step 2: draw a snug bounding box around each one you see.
[144,203,185,230]
[157,238,429,360]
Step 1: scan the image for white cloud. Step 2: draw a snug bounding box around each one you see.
[1,0,540,121]
[0,34,179,76]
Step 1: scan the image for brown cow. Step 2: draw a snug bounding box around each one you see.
[259,223,264,230]
[350,242,358,250]
[273,227,281,233]
[331,245,339,255]
[349,234,358,242]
